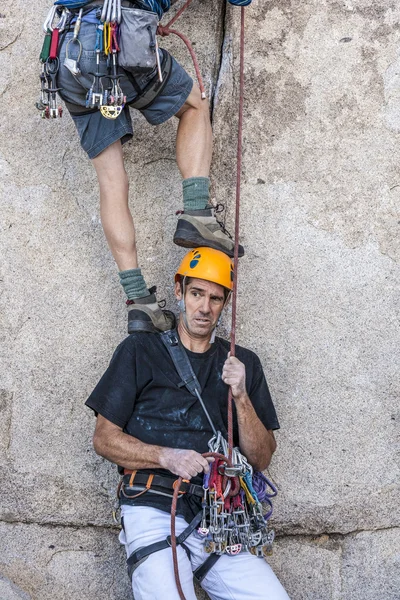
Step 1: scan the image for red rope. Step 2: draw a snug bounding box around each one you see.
[165,0,194,28]
[171,452,234,600]
[227,6,245,458]
[170,7,247,600]
[157,0,206,98]
[158,26,206,97]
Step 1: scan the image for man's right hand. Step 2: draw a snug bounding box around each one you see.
[159,448,213,480]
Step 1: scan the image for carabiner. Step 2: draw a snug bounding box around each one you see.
[43,6,69,33]
[43,5,58,33]
[57,8,70,32]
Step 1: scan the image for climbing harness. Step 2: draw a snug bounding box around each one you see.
[119,470,205,500]
[121,326,277,592]
[36,0,206,121]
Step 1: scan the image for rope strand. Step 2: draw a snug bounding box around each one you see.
[227,6,245,458]
[171,452,234,600]
[170,7,247,600]
[157,0,206,97]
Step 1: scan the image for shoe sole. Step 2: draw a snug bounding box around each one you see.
[128,309,176,335]
[174,220,244,258]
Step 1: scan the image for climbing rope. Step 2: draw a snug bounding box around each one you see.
[170,7,247,599]
[227,5,245,456]
[171,452,235,600]
[157,0,207,98]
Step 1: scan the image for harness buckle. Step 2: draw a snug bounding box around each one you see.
[168,332,179,346]
[172,478,190,495]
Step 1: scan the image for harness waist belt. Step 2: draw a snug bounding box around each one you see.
[121,471,204,499]
[64,50,172,116]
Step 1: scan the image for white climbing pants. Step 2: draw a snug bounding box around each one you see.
[119,505,290,600]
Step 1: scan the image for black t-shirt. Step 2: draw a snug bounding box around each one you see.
[86,332,279,521]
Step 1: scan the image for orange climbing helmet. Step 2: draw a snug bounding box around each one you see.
[175,247,234,291]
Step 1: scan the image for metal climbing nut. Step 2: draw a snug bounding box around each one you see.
[218,464,246,477]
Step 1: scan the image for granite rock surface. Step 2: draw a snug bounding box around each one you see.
[0,0,399,598]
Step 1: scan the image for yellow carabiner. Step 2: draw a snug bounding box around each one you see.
[103,22,109,55]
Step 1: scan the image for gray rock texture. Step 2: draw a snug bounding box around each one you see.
[1,0,399,598]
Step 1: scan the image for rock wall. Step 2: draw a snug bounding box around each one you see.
[0,0,399,598]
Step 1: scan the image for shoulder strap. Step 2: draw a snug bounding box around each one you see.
[160,329,201,397]
[160,329,218,437]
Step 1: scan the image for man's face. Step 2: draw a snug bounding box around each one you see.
[175,278,226,338]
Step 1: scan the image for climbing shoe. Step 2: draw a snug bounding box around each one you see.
[173,205,244,258]
[127,287,176,334]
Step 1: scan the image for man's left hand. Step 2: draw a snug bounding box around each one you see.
[222,354,247,401]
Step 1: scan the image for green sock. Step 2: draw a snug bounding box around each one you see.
[182,177,210,212]
[119,268,149,300]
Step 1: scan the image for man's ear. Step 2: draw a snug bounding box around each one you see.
[174,280,182,300]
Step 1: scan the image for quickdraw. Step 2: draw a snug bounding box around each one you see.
[198,441,276,559]
[63,7,83,76]
[36,6,69,118]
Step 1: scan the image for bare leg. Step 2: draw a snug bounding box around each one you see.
[173,85,244,257]
[92,140,138,271]
[175,85,213,178]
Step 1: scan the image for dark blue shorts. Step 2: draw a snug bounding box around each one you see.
[57,22,193,159]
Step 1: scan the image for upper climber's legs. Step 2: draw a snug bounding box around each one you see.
[175,85,213,179]
[92,140,174,333]
[173,86,244,258]
[92,140,137,272]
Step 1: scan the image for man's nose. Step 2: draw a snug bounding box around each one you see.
[199,296,211,313]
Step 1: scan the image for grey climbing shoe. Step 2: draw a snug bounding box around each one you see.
[173,206,244,258]
[127,287,175,334]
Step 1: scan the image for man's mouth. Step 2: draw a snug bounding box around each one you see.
[194,317,210,325]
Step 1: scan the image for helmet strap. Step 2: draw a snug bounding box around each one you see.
[209,315,221,344]
[178,277,190,331]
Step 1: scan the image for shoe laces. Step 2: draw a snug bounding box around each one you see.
[148,285,167,308]
[213,203,233,240]
[125,286,166,308]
